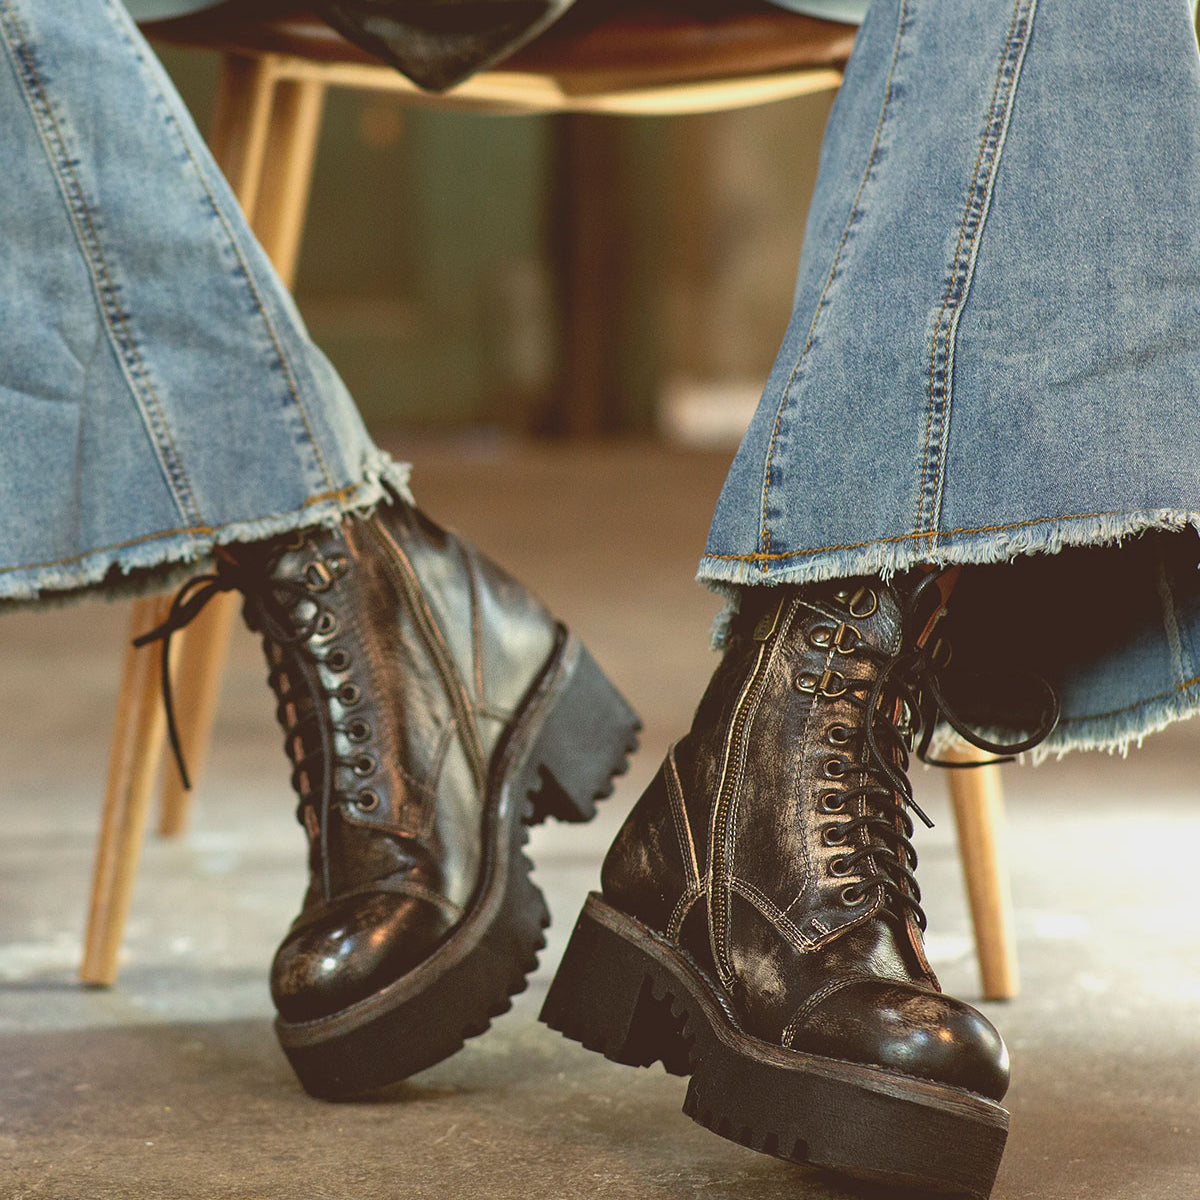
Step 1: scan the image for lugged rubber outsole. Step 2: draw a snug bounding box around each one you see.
[541,895,1009,1200]
[276,632,640,1099]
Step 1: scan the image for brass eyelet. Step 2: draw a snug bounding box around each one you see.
[337,682,361,706]
[818,790,845,814]
[347,719,372,744]
[796,669,847,699]
[840,884,865,907]
[826,724,851,746]
[326,648,351,672]
[354,789,381,813]
[304,561,335,592]
[829,856,852,877]
[315,611,338,636]
[809,622,860,654]
[833,585,877,618]
[822,824,847,847]
[823,757,848,779]
[352,754,376,778]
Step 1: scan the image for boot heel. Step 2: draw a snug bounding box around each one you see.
[523,635,640,825]
[540,896,691,1074]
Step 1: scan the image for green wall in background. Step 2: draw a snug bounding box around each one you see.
[155,44,557,433]
[153,42,834,438]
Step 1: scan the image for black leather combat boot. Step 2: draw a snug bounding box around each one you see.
[142,494,639,1098]
[541,573,1054,1199]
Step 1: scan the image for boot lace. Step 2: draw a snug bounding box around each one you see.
[803,571,1058,930]
[133,539,379,902]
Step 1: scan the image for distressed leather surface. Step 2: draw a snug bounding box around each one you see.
[602,578,1010,1100]
[245,502,558,1020]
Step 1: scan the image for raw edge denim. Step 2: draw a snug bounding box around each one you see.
[0,0,410,604]
[699,0,1200,755]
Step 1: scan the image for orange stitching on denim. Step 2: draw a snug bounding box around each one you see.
[702,507,1192,563]
[917,0,1028,550]
[0,479,365,577]
[757,0,910,571]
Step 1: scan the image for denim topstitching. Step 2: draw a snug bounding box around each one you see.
[916,0,1038,551]
[704,506,1200,563]
[0,0,204,529]
[114,3,338,498]
[0,476,369,578]
[757,0,911,570]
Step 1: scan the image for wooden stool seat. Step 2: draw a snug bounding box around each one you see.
[145,1,859,84]
[85,5,1021,1005]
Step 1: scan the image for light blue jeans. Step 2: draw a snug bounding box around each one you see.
[696,0,1200,755]
[0,0,410,603]
[5,1,1200,756]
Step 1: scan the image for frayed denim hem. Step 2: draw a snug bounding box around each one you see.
[698,507,1200,592]
[0,451,412,607]
[699,507,1200,757]
[923,676,1200,765]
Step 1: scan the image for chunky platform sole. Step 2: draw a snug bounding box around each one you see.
[541,895,1009,1200]
[276,632,639,1099]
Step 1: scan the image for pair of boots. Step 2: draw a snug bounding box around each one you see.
[144,494,1052,1199]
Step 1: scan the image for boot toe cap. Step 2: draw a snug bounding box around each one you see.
[271,890,458,1022]
[786,979,1010,1100]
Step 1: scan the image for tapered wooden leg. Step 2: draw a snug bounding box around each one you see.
[155,65,327,839]
[945,744,1020,1001]
[252,76,327,285]
[88,57,329,982]
[81,596,173,985]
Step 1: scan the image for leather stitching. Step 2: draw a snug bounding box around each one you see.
[667,885,704,942]
[666,746,701,890]
[710,601,797,985]
[780,973,875,1048]
[728,876,815,952]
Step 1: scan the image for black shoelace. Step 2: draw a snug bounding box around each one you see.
[133,543,356,902]
[817,572,1059,930]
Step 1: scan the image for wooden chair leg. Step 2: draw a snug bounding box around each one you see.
[945,744,1020,1001]
[155,66,327,837]
[86,58,330,982]
[81,595,173,985]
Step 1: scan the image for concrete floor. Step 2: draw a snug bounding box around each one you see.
[0,438,1197,1199]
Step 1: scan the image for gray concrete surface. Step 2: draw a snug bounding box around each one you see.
[0,439,1197,1199]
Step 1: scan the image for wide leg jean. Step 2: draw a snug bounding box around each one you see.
[4,1,1200,756]
[0,0,409,604]
[700,0,1200,755]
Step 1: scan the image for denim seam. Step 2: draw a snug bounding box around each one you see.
[915,0,1038,551]
[0,0,204,529]
[756,0,910,571]
[0,478,367,578]
[702,506,1193,563]
[113,5,338,499]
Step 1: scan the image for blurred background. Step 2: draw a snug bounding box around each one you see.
[1,32,1196,1200]
[157,43,835,444]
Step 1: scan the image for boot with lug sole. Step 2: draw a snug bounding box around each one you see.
[145,493,641,1099]
[541,572,1055,1199]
